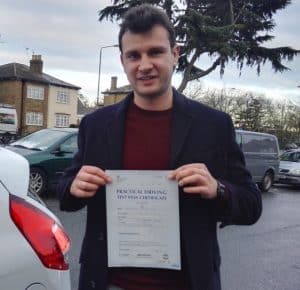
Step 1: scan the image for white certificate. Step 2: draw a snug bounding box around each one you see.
[106,170,181,270]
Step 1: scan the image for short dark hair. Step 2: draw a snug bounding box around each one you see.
[118,4,176,52]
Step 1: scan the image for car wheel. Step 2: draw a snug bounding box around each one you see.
[2,133,11,144]
[29,168,47,196]
[259,171,274,192]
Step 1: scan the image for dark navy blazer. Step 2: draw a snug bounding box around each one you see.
[58,89,262,290]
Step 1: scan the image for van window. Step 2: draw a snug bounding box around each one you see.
[0,113,15,125]
[242,134,277,153]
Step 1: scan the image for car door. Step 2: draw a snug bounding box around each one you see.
[43,134,78,182]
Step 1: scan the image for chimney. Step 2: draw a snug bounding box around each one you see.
[30,55,43,74]
[111,76,117,90]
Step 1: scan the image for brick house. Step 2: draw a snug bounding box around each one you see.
[103,76,131,106]
[0,55,81,136]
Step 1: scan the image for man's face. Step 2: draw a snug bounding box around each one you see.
[120,25,179,100]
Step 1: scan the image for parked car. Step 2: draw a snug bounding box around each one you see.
[278,149,300,186]
[6,128,78,196]
[0,147,71,290]
[284,143,298,150]
[235,130,280,192]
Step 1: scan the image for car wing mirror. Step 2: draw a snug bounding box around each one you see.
[51,147,63,155]
[59,145,75,154]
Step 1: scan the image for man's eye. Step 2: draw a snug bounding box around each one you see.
[150,49,164,56]
[127,53,139,60]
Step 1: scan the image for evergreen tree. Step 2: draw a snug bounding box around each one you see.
[99,0,299,92]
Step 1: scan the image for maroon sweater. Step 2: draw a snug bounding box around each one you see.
[108,102,189,290]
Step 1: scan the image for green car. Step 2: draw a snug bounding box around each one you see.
[6,128,78,196]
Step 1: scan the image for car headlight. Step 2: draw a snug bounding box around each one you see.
[290,169,300,176]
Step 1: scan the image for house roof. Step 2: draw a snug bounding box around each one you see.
[77,98,96,115]
[0,62,81,90]
[103,84,132,95]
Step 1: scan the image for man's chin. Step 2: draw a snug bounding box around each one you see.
[136,87,167,100]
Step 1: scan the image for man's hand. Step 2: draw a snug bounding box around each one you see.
[70,166,112,198]
[169,163,218,199]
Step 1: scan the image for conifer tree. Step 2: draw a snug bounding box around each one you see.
[99,0,299,92]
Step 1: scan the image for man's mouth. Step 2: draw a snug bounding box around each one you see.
[137,75,157,81]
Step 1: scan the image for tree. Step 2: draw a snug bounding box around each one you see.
[187,84,237,114]
[185,82,300,147]
[99,0,299,92]
[234,93,268,131]
[78,93,97,108]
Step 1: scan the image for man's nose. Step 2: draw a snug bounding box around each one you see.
[138,55,153,71]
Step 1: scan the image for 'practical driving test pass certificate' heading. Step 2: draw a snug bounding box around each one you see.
[106,170,181,270]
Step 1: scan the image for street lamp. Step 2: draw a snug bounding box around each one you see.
[96,44,119,105]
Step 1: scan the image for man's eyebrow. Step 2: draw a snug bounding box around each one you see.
[123,49,139,56]
[124,46,168,55]
[149,46,168,51]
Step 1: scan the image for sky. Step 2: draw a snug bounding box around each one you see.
[0,0,299,105]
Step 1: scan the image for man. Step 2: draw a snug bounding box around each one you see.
[58,4,262,290]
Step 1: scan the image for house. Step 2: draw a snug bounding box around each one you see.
[77,97,98,124]
[103,76,131,106]
[0,55,80,136]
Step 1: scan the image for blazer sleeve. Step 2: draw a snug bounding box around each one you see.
[57,117,89,212]
[215,115,262,226]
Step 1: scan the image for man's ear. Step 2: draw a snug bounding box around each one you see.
[173,44,180,66]
[120,53,124,67]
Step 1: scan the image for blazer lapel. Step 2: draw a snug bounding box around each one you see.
[170,90,194,168]
[105,90,193,169]
[106,94,133,169]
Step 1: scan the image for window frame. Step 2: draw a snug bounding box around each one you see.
[56,90,70,104]
[55,113,70,128]
[26,112,43,126]
[27,85,44,100]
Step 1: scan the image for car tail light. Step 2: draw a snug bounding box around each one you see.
[9,194,70,270]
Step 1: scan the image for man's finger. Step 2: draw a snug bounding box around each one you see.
[178,174,206,187]
[78,171,110,186]
[77,180,99,192]
[169,163,206,179]
[81,165,112,183]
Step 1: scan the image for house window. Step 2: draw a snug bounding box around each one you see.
[56,91,70,104]
[55,114,70,127]
[26,112,43,126]
[27,86,44,100]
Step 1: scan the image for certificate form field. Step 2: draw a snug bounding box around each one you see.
[106,170,181,270]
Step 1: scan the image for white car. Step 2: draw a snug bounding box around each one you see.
[0,147,71,290]
[278,149,300,186]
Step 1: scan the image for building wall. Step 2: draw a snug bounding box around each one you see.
[104,94,127,106]
[22,82,49,135]
[0,80,49,135]
[47,85,78,128]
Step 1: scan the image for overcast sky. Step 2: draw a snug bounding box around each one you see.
[0,0,299,104]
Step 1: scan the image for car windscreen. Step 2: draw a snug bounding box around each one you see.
[280,151,300,162]
[11,129,70,151]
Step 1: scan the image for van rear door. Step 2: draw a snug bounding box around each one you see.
[241,132,279,183]
[0,107,18,135]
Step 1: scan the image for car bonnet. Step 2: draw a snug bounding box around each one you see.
[280,160,300,170]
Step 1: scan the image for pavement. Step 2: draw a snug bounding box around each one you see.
[46,184,300,290]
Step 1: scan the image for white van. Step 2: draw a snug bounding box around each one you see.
[0,104,18,144]
[236,130,280,192]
